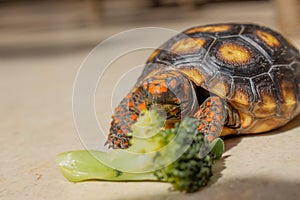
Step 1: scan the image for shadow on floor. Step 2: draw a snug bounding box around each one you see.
[204,112,300,196]
[126,177,300,200]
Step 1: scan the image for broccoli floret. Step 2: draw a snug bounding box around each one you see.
[152,116,222,193]
[56,109,224,193]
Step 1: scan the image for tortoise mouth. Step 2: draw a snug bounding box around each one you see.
[162,101,196,121]
[162,103,181,120]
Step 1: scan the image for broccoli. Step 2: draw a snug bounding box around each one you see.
[56,109,224,193]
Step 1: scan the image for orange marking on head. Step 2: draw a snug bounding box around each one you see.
[170,38,206,55]
[117,130,123,134]
[218,43,251,65]
[185,25,231,34]
[256,30,280,47]
[115,118,120,124]
[139,102,146,110]
[149,80,168,95]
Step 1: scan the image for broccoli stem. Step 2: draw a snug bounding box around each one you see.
[56,150,157,182]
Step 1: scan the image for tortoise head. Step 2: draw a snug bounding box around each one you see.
[106,69,198,149]
[141,69,198,118]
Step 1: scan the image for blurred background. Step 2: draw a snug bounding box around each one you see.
[0,0,300,59]
[1,1,300,199]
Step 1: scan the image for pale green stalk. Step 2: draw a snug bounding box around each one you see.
[56,150,157,182]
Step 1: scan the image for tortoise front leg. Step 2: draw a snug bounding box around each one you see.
[107,87,149,149]
[194,96,227,142]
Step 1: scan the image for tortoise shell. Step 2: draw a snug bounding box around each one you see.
[142,23,300,135]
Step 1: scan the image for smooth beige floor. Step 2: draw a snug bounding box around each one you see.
[1,1,300,200]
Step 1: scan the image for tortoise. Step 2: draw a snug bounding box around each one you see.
[107,23,300,149]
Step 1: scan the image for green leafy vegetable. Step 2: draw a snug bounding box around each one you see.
[56,109,224,193]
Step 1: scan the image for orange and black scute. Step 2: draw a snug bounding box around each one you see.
[107,23,300,149]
